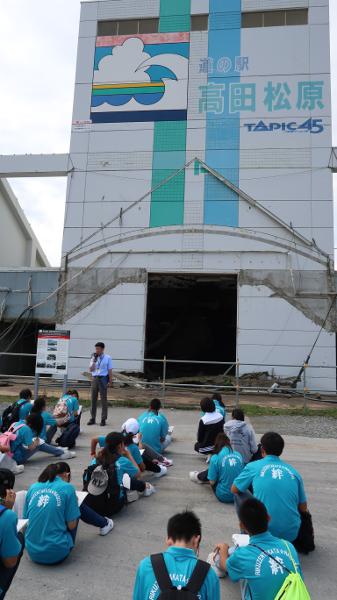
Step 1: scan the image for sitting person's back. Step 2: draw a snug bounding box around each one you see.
[232,432,308,543]
[208,433,244,503]
[216,498,304,600]
[224,408,258,464]
[133,510,219,600]
[23,463,79,564]
[138,399,169,454]
[195,397,224,454]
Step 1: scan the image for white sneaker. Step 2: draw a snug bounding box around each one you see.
[189,471,202,483]
[154,465,167,478]
[127,490,139,503]
[161,457,173,467]
[12,464,24,474]
[207,552,226,578]
[59,450,76,459]
[99,518,114,536]
[143,483,156,497]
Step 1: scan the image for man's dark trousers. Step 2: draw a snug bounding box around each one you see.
[91,375,108,422]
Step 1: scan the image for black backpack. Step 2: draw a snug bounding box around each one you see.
[82,462,123,514]
[1,400,27,432]
[150,553,210,599]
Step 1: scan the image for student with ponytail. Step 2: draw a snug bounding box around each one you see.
[23,463,80,564]
[190,433,244,503]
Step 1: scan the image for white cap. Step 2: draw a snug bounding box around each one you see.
[121,418,140,435]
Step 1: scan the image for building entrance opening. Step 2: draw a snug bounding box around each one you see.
[144,274,237,378]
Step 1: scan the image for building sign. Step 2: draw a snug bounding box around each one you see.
[199,80,325,116]
[36,330,70,375]
[91,32,190,123]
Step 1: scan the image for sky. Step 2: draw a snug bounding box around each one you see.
[0,0,336,266]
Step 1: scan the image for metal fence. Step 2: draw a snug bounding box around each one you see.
[0,351,336,407]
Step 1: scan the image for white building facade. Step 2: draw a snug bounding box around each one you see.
[60,0,335,390]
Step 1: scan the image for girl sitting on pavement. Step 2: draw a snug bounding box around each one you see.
[190,433,244,503]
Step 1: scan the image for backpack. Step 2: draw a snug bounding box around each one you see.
[56,422,80,449]
[250,541,311,600]
[150,553,210,599]
[1,400,27,432]
[53,397,70,426]
[0,423,25,457]
[82,462,123,514]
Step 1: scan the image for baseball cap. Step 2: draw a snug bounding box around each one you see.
[121,418,140,435]
[87,465,109,496]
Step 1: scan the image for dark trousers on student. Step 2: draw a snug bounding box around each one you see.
[0,532,24,600]
[91,376,108,422]
[130,478,146,493]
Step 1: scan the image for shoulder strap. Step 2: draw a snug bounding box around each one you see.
[250,544,292,575]
[150,553,175,592]
[282,541,298,573]
[185,560,210,593]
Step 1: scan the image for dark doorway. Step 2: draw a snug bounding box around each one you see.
[144,273,237,378]
[0,321,56,376]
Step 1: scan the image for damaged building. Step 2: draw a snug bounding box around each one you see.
[0,0,336,391]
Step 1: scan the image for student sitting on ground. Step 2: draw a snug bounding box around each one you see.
[195,397,224,455]
[30,397,57,443]
[46,391,80,447]
[224,408,258,464]
[91,418,168,479]
[0,388,33,432]
[10,413,75,465]
[231,432,309,546]
[133,510,220,600]
[23,463,80,565]
[138,399,172,454]
[213,498,304,600]
[0,469,24,600]
[54,462,113,536]
[190,433,244,503]
[211,393,226,418]
[85,432,155,515]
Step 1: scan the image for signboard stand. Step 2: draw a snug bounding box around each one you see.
[35,330,71,400]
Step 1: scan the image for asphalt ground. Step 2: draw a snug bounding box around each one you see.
[8,408,337,599]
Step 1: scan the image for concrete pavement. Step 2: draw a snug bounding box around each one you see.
[8,408,337,599]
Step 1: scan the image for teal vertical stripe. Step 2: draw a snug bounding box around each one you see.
[204,0,241,227]
[150,0,190,228]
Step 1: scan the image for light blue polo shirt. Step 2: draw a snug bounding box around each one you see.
[158,413,169,437]
[40,411,57,441]
[92,354,113,377]
[18,399,33,421]
[226,532,302,600]
[10,421,33,464]
[0,508,22,562]
[23,477,80,564]
[133,546,220,600]
[208,447,244,503]
[98,436,143,466]
[213,399,226,418]
[233,456,307,541]
[138,411,166,453]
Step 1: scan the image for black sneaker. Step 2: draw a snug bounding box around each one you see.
[100,420,106,426]
[87,419,96,426]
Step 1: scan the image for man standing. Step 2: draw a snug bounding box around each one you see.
[87,342,113,426]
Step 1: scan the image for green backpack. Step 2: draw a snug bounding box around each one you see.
[274,542,311,600]
[251,541,311,600]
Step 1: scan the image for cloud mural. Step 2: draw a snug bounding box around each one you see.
[91,33,190,122]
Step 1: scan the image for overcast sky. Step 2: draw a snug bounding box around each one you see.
[0,0,336,266]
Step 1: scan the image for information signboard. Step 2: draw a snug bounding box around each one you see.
[36,330,70,375]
